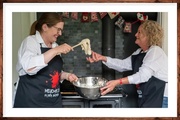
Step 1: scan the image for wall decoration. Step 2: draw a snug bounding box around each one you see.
[99,12,107,19]
[91,12,98,22]
[108,12,120,19]
[71,12,78,20]
[123,22,132,33]
[62,12,69,18]
[117,12,149,33]
[81,12,89,22]
[137,12,148,22]
[115,16,125,29]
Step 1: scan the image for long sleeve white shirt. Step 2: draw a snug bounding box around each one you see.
[16,31,59,76]
[103,46,168,97]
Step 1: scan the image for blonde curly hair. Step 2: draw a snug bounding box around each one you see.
[140,20,164,47]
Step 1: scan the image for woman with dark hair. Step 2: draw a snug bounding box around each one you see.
[14,12,78,108]
[87,20,168,108]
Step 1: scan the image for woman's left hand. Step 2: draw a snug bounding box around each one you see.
[86,51,107,63]
[100,80,119,95]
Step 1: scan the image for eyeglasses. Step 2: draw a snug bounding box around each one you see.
[53,26,63,33]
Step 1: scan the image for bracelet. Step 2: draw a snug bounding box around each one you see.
[119,79,123,85]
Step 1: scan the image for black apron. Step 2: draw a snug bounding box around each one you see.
[14,44,63,108]
[131,50,166,108]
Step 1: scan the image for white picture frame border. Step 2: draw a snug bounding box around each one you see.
[3,3,177,117]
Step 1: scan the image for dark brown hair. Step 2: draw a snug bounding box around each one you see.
[30,12,64,35]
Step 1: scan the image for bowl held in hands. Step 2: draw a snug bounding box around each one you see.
[72,77,107,100]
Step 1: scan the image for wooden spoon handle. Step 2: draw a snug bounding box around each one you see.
[72,43,82,49]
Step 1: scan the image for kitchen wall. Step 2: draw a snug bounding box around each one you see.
[57,13,103,78]
[58,13,105,92]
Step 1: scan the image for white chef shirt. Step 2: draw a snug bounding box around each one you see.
[103,46,168,97]
[16,31,59,76]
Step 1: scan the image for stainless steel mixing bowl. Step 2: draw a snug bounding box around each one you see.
[72,77,107,100]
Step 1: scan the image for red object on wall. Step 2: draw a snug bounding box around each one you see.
[123,22,132,33]
[71,12,78,20]
[108,12,120,19]
[137,12,148,22]
[81,12,89,22]
[91,12,98,22]
[99,12,107,19]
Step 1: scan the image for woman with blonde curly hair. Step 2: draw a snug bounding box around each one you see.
[87,20,168,108]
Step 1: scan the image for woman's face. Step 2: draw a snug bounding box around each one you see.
[135,25,149,50]
[43,22,64,44]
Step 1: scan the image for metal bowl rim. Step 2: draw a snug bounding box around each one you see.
[72,76,107,88]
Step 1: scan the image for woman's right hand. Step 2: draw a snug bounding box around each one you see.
[55,43,73,55]
[100,80,119,96]
[86,51,107,63]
